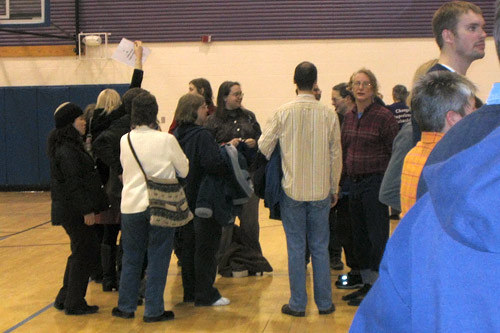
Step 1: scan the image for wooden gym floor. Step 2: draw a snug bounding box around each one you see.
[0,192,398,332]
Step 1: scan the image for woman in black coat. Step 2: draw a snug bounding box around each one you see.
[48,102,108,315]
[173,93,231,306]
[88,41,145,292]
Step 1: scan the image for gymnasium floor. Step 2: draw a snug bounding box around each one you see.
[0,191,397,332]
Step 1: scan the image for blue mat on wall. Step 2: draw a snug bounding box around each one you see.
[0,84,128,187]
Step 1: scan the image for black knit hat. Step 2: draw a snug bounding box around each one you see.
[54,102,83,129]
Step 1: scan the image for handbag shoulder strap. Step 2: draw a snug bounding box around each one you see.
[127,132,148,182]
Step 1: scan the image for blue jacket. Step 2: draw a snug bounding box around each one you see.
[263,143,282,220]
[351,103,500,332]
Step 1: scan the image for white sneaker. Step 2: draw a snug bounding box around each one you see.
[211,297,230,306]
[232,270,249,278]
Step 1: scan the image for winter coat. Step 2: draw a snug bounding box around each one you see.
[50,139,108,225]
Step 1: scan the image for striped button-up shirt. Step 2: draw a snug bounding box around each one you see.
[258,94,342,201]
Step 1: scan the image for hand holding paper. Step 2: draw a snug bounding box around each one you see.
[112,38,151,67]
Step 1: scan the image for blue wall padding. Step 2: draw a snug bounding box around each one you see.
[5,87,39,185]
[0,89,5,184]
[0,84,129,186]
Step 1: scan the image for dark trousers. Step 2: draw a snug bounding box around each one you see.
[305,208,342,263]
[103,224,120,246]
[328,208,343,261]
[91,224,104,278]
[332,195,360,270]
[181,216,222,305]
[349,174,389,272]
[55,216,99,309]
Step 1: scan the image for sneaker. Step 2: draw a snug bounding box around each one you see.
[232,270,249,278]
[112,307,134,319]
[318,304,336,315]
[342,284,371,301]
[65,305,99,315]
[335,272,363,289]
[143,310,175,323]
[211,297,231,306]
[281,304,305,317]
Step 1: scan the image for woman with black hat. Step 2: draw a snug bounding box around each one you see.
[48,102,108,315]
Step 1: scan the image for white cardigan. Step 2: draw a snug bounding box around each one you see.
[120,126,189,214]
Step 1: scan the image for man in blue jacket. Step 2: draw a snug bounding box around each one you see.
[350,1,500,331]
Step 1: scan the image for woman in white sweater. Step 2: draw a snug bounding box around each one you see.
[112,92,189,323]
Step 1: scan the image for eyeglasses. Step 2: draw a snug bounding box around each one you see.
[230,92,244,97]
[353,81,372,88]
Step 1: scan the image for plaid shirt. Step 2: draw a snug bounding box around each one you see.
[400,131,444,217]
[342,103,398,176]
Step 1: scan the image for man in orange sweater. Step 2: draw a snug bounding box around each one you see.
[400,71,476,217]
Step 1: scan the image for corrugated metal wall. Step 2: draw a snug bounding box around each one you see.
[0,0,495,47]
[0,0,74,45]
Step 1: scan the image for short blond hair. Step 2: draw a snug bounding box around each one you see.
[96,89,122,114]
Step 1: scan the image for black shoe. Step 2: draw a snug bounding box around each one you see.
[64,305,99,315]
[102,280,119,292]
[318,304,336,315]
[90,274,103,284]
[335,272,363,289]
[342,284,371,301]
[183,296,195,303]
[143,310,175,323]
[112,307,134,319]
[53,302,64,311]
[330,260,344,271]
[347,298,364,306]
[281,304,305,317]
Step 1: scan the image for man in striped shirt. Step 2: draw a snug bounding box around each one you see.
[259,61,342,317]
[400,71,476,217]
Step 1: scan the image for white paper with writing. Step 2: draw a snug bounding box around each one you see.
[112,38,151,67]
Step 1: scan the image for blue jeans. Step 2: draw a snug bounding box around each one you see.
[280,193,333,312]
[118,210,174,317]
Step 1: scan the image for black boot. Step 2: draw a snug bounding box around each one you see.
[90,225,104,283]
[101,244,118,292]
